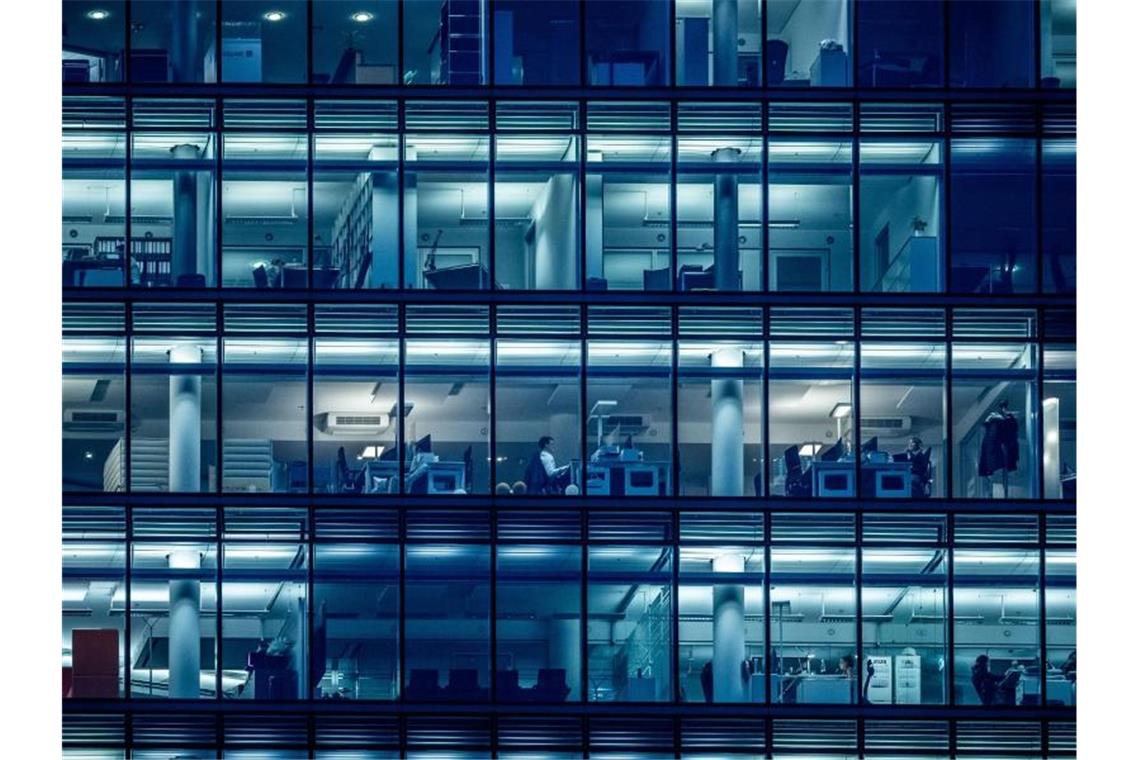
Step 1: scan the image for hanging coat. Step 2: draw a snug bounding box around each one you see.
[978,411,1020,476]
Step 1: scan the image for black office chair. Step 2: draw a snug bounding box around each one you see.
[534,668,571,702]
[495,669,523,702]
[251,264,270,289]
[405,669,442,701]
[910,447,933,499]
[783,445,812,497]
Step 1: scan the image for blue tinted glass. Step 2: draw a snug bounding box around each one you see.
[857,0,943,87]
[220,0,308,83]
[586,0,672,86]
[404,0,488,84]
[950,0,1035,87]
[950,139,1037,294]
[495,0,581,85]
[1042,140,1075,293]
[1041,0,1077,87]
[64,1,126,82]
[767,0,851,87]
[312,1,399,85]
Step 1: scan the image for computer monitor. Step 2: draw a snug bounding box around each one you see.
[820,440,845,462]
[415,434,432,454]
[860,436,878,456]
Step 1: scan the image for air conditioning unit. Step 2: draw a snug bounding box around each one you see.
[861,416,912,435]
[314,412,390,436]
[63,409,125,431]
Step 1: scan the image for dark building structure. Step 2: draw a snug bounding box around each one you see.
[61,1,1076,757]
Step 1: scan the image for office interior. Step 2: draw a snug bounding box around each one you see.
[63,0,1075,90]
[63,510,1075,708]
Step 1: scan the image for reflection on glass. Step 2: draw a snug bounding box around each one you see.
[859,141,942,293]
[1043,140,1076,293]
[494,0,580,85]
[856,0,943,87]
[678,342,764,497]
[220,0,308,83]
[586,0,671,86]
[861,548,947,704]
[312,339,399,494]
[404,0,488,85]
[63,337,126,492]
[222,338,309,493]
[313,0,399,84]
[130,338,218,492]
[130,133,217,288]
[768,140,852,292]
[949,0,1035,88]
[496,545,582,702]
[404,544,491,701]
[588,546,674,702]
[63,537,126,698]
[766,0,850,87]
[63,1,125,82]
[769,548,856,704]
[314,543,400,699]
[678,546,765,703]
[128,0,214,82]
[130,541,218,698]
[675,0,763,86]
[953,549,1040,706]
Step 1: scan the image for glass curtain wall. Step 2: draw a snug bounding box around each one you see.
[63,336,126,492]
[949,0,1035,88]
[585,0,671,86]
[1042,139,1076,293]
[404,0,488,85]
[675,0,763,87]
[128,0,215,82]
[220,0,308,83]
[856,0,943,88]
[1044,549,1076,706]
[63,511,126,699]
[312,0,399,85]
[63,128,127,288]
[493,0,580,85]
[1042,345,1076,500]
[64,1,126,82]
[766,0,850,87]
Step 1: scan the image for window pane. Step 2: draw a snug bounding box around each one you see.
[1045,551,1076,705]
[221,0,308,83]
[678,342,764,497]
[1043,376,1075,501]
[950,139,1036,294]
[949,0,1035,88]
[222,338,309,493]
[63,337,126,492]
[63,132,127,288]
[588,545,674,702]
[313,339,399,494]
[1042,140,1076,293]
[767,0,851,87]
[314,543,400,699]
[130,132,217,288]
[856,0,943,87]
[404,0,488,85]
[128,0,213,82]
[496,545,582,702]
[953,549,1040,706]
[404,339,491,494]
[675,0,763,87]
[862,548,947,704]
[859,140,943,293]
[676,159,764,292]
[495,163,580,291]
[769,140,853,292]
[494,340,581,495]
[770,548,856,704]
[586,0,671,86]
[678,546,765,703]
[494,0,580,85]
[64,1,125,82]
[586,341,673,497]
[63,537,126,698]
[404,544,491,701]
[131,338,218,492]
[312,1,398,84]
[1041,0,1077,88]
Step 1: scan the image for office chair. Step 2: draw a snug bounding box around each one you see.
[495,669,523,702]
[911,448,933,499]
[535,668,571,702]
[251,264,270,289]
[782,446,812,497]
[406,669,442,701]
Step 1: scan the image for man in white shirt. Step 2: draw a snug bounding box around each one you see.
[524,435,571,494]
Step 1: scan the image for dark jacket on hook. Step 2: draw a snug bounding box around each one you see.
[979,410,1019,476]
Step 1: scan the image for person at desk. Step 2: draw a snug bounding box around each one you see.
[971,654,1022,706]
[524,436,572,494]
[896,436,933,498]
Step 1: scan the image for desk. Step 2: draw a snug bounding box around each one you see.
[813,461,855,497]
[771,674,854,704]
[363,459,466,494]
[586,459,670,497]
[64,260,124,287]
[424,263,492,290]
[862,461,912,498]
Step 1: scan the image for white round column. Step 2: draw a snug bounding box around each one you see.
[168,344,202,492]
[710,347,745,496]
[167,549,202,699]
[712,553,746,702]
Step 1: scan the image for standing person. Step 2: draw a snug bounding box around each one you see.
[524,436,572,494]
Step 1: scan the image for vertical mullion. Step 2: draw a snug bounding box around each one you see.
[489,508,498,705]
[580,305,588,500]
[215,307,223,496]
[1038,512,1049,713]
[852,102,861,295]
[398,509,407,704]
[668,102,678,292]
[1035,111,1045,296]
[306,100,314,289]
[397,103,406,290]
[215,503,223,703]
[579,98,586,294]
[580,507,589,707]
[123,0,132,83]
[947,516,956,707]
[123,497,133,702]
[761,115,769,294]
[761,311,770,497]
[854,509,864,711]
[488,101,497,290]
[398,306,407,495]
[670,510,680,705]
[1036,306,1046,501]
[124,95,133,293]
[762,510,772,706]
[944,111,954,298]
[214,95,222,292]
[489,306,498,492]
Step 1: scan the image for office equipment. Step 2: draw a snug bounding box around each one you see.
[423,262,492,290]
[894,653,922,705]
[207,26,263,83]
[642,267,671,291]
[496,669,523,702]
[69,629,119,698]
[678,264,742,291]
[282,265,307,289]
[445,669,488,701]
[810,47,849,87]
[798,675,855,703]
[866,656,893,704]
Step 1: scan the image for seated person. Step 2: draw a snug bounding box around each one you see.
[524,436,572,494]
[971,654,1022,706]
[896,436,933,498]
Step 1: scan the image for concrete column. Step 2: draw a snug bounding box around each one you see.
[171,144,201,283]
[710,348,745,497]
[169,344,202,492]
[170,0,200,83]
[1043,397,1060,499]
[168,550,201,699]
[548,616,581,701]
[712,553,746,703]
[585,174,604,280]
[712,0,739,87]
[713,148,742,291]
[534,174,578,290]
[403,147,419,287]
[372,171,400,288]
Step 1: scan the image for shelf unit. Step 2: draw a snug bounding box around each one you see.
[330,173,374,290]
[98,237,174,287]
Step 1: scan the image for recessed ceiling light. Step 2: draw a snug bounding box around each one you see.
[263,10,287,22]
[87,9,111,20]
[351,11,375,23]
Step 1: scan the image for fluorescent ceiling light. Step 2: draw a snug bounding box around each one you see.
[263,10,287,22]
[830,402,853,419]
[86,9,111,20]
[351,11,374,22]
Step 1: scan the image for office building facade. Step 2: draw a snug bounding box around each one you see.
[61,1,1076,757]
